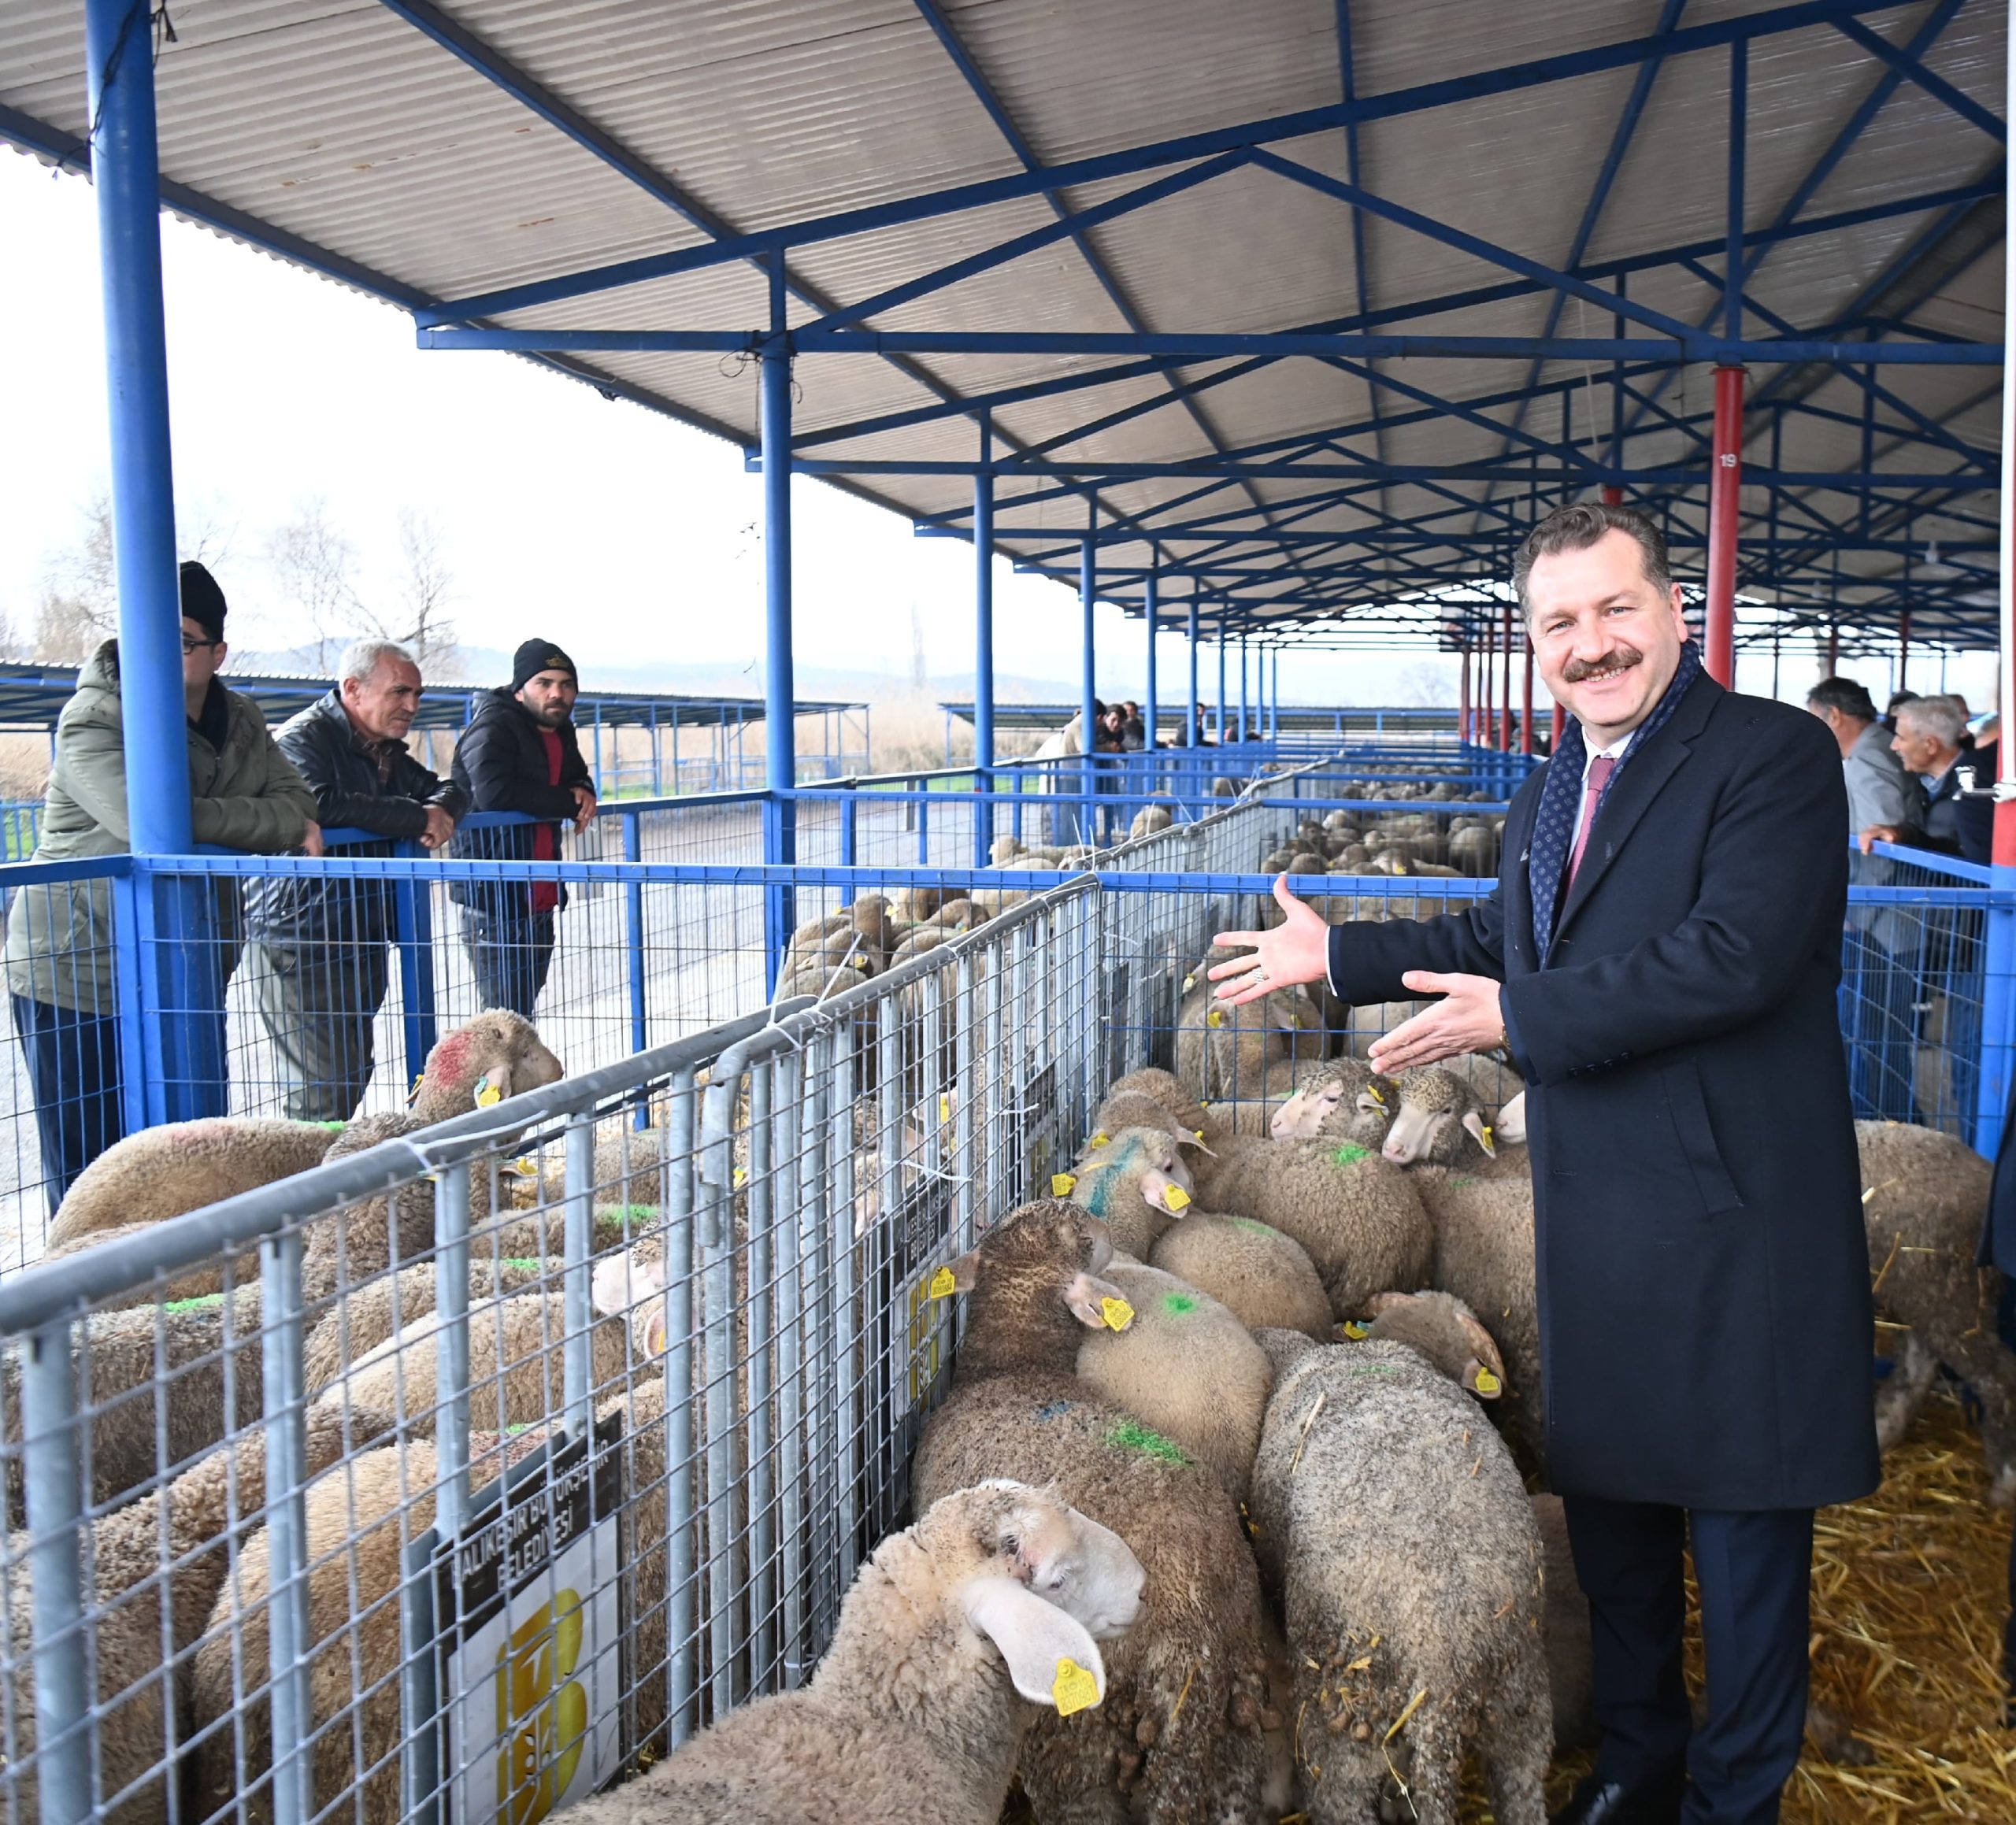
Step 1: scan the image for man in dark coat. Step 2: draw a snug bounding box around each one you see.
[448,639,594,1018]
[1211,504,1877,1825]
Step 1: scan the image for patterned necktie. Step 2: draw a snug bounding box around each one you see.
[1565,754,1618,893]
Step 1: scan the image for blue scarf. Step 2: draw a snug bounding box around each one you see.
[1528,639,1704,958]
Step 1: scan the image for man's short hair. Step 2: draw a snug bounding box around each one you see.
[1512,502,1673,613]
[339,639,417,687]
[1896,694,1966,747]
[1805,676,1879,724]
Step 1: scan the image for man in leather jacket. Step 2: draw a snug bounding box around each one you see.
[243,639,466,1120]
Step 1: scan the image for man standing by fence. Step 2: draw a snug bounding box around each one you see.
[245,639,466,1121]
[449,639,594,1018]
[1213,503,1877,1825]
[5,562,320,1208]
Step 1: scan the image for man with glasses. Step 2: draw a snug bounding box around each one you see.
[244,639,466,1121]
[4,561,321,1207]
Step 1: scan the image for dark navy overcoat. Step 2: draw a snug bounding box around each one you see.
[1329,672,1880,1510]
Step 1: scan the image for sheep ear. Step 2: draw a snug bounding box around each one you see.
[1495,1092,1528,1146]
[939,1250,980,1295]
[1463,1360,1503,1400]
[474,1064,513,1108]
[964,1577,1106,1711]
[1363,1291,1418,1316]
[640,1304,669,1357]
[1064,1272,1130,1331]
[1462,1110,1495,1156]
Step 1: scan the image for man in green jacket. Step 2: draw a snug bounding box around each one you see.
[2,561,320,1210]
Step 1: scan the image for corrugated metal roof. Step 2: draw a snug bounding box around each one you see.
[0,0,2003,646]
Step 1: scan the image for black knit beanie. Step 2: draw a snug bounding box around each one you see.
[179,561,228,642]
[512,638,577,693]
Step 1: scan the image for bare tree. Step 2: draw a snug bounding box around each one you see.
[266,499,361,672]
[385,508,460,679]
[34,493,117,663]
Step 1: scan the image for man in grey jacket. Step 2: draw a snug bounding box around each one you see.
[1807,676,1925,1120]
[244,639,466,1121]
[3,562,320,1209]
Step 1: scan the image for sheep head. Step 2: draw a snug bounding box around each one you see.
[936,1202,1136,1379]
[1380,1065,1493,1166]
[416,1011,564,1120]
[1361,1290,1506,1399]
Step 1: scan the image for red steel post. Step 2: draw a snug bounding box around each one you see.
[1521,645,1534,756]
[1704,366,1744,686]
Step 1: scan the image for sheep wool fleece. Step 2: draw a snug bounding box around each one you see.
[1327,672,1879,1510]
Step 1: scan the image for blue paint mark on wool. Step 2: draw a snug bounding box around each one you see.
[1035,1400,1074,1421]
[1077,1135,1144,1220]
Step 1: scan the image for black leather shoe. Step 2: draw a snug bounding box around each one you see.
[1549,1770,1686,1825]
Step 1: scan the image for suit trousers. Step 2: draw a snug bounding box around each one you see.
[1563,1496,1814,1825]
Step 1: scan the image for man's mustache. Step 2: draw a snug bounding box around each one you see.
[1562,644,1644,685]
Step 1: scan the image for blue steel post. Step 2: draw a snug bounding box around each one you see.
[624,811,648,1080]
[1187,594,1200,749]
[1239,633,1249,743]
[762,253,796,990]
[392,845,439,1086]
[88,0,222,1122]
[1080,520,1097,846]
[1216,624,1228,746]
[973,418,995,867]
[1143,568,1159,783]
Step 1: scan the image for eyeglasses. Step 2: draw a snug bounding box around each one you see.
[181,635,220,655]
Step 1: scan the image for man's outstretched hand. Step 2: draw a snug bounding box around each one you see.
[1208,876,1331,1006]
[1368,972,1508,1073]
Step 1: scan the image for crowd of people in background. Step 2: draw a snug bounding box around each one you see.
[6,561,597,1207]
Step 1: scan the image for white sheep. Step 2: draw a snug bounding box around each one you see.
[563,1479,1144,1825]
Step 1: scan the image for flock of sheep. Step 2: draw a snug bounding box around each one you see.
[2,767,2010,1825]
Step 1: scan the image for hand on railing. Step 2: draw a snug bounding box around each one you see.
[419,805,457,850]
[301,819,325,857]
[571,784,598,831]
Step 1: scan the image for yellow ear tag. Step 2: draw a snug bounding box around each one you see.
[1100,1297,1134,1332]
[476,1080,503,1108]
[1182,973,1196,992]
[928,1266,957,1299]
[1162,1184,1191,1212]
[1053,1657,1100,1716]
[1474,1368,1502,1395]
[939,1094,951,1121]
[1342,1320,1370,1340]
[1193,1128,1206,1142]
[1481,1125,1495,1148]
[732,1166,747,1188]
[1367,1084,1386,1106]
[1206,1009,1224,1029]
[1091,1131,1110,1148]
[1051,1172,1077,1197]
[513,1156,536,1176]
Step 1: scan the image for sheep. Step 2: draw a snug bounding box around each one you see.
[1086,1087,1203,1155]
[1197,1124,1436,1322]
[303,1010,565,1301]
[1269,1057,1395,1146]
[45,1118,343,1252]
[1057,1125,1195,1260]
[3,1403,387,1825]
[1857,1119,2016,1503]
[564,1480,1144,1825]
[1173,968,1324,1103]
[310,1251,667,1432]
[1147,1213,1333,1340]
[1248,1294,1548,1825]
[2,1290,267,1527]
[508,1116,673,1212]
[1128,801,1176,840]
[912,1200,1273,1822]
[1377,1063,1526,1172]
[1073,1258,1274,1500]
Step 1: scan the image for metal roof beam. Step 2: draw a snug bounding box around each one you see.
[1830,16,2007,143]
[414,0,1914,328]
[798,176,1994,457]
[430,328,1999,365]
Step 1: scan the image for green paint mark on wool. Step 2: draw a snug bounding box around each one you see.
[313,1120,346,1131]
[501,1259,547,1272]
[164,1294,225,1312]
[1451,1176,1477,1189]
[1231,1217,1275,1237]
[1161,1292,1199,1317]
[1107,1419,1191,1465]
[1330,1143,1370,1168]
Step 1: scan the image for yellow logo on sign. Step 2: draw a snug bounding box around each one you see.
[496,1590,588,1825]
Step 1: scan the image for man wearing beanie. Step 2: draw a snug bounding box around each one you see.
[3,561,320,1207]
[448,639,594,1017]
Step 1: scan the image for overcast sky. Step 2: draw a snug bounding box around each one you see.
[1,149,1983,713]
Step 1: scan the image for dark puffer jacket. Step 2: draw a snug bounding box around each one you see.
[447,687,590,919]
[244,690,467,947]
